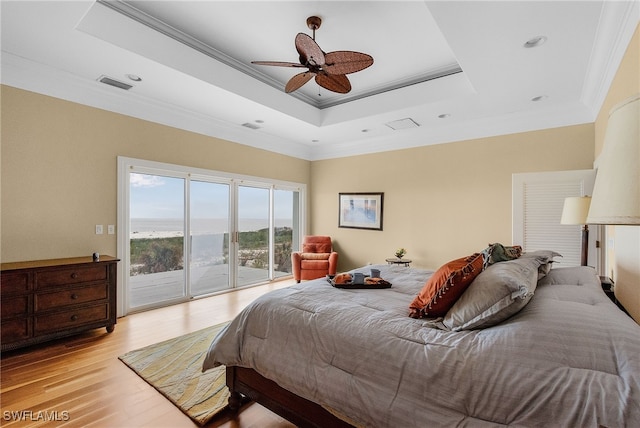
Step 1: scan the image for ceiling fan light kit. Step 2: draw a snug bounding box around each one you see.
[252,16,374,94]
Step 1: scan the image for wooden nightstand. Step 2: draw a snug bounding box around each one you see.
[600,276,633,317]
[600,276,616,303]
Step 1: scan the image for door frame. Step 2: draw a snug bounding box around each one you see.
[117,156,306,317]
[512,169,598,269]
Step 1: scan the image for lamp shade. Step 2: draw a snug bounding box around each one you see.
[561,196,591,225]
[586,94,640,225]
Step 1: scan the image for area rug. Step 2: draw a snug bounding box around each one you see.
[118,322,230,425]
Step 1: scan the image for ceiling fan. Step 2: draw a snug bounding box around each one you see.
[251,16,374,94]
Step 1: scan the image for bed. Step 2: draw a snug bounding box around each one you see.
[203,254,640,427]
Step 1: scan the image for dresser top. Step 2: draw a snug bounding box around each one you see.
[1,255,119,271]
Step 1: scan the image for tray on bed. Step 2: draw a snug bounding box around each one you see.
[326,276,392,289]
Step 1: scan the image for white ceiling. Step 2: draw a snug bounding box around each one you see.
[1,1,638,160]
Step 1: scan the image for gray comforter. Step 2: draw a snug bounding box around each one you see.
[203,264,640,427]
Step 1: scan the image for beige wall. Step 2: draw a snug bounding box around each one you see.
[1,86,310,263]
[2,24,638,322]
[0,87,595,271]
[594,24,639,322]
[311,125,594,270]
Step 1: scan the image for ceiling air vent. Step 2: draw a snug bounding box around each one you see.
[385,118,420,130]
[98,75,133,90]
[241,122,261,130]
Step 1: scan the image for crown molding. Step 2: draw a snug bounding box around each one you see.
[581,0,640,118]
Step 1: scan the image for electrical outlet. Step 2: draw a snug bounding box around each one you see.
[95,224,103,235]
[108,225,115,234]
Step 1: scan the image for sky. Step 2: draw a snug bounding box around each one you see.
[130,173,294,220]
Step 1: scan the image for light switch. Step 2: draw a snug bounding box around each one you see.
[108,225,115,234]
[95,224,103,235]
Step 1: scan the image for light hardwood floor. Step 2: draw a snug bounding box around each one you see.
[1,280,298,428]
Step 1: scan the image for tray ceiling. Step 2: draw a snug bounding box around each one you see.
[1,1,638,160]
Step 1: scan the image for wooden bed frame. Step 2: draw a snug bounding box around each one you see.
[226,366,354,428]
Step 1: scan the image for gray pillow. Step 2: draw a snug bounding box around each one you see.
[521,250,562,279]
[520,249,562,260]
[440,256,547,331]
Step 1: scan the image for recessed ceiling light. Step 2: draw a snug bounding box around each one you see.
[126,74,142,82]
[531,95,548,102]
[524,36,547,48]
[438,113,451,119]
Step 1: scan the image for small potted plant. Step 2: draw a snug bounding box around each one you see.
[395,248,407,259]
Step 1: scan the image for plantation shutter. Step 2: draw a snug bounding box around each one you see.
[513,170,596,268]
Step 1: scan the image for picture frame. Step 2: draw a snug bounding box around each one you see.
[338,192,384,230]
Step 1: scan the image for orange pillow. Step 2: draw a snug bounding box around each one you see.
[409,253,484,318]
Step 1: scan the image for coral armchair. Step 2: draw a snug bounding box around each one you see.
[291,236,338,282]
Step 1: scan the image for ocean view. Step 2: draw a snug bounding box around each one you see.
[129,218,295,276]
[131,218,292,238]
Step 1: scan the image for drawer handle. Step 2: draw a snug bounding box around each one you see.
[71,273,78,279]
[70,315,78,321]
[71,293,79,300]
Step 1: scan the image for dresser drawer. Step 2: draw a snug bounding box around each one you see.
[34,303,109,334]
[1,271,31,295]
[1,295,30,318]
[35,283,108,312]
[36,265,107,288]
[1,317,31,343]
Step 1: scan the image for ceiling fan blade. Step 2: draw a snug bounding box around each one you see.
[315,73,351,94]
[323,51,374,75]
[285,72,315,93]
[251,61,307,68]
[295,33,325,67]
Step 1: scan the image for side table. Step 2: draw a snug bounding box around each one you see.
[600,275,632,316]
[386,258,412,267]
[600,276,616,303]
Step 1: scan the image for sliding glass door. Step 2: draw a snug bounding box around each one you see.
[190,180,231,296]
[274,189,298,279]
[119,157,305,314]
[129,173,186,310]
[237,185,270,287]
[235,186,299,286]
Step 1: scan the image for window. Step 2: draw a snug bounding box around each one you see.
[117,157,305,315]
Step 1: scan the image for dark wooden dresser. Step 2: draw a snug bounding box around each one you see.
[1,255,119,351]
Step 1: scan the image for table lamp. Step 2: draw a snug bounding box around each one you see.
[561,196,592,266]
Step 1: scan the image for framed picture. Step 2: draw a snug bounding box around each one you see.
[338,192,384,230]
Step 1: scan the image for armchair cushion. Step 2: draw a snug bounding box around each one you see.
[300,252,331,260]
[302,242,332,253]
[301,259,330,270]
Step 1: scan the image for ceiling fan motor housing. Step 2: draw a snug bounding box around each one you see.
[306,16,322,31]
